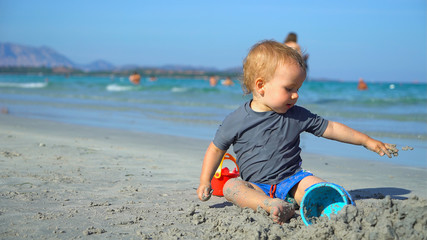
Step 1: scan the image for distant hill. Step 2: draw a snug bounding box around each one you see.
[0,42,117,71]
[77,60,116,72]
[157,64,218,72]
[0,42,241,74]
[0,42,75,68]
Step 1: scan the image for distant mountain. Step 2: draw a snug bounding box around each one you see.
[77,60,116,72]
[0,42,117,71]
[0,42,75,68]
[158,64,218,72]
[0,42,241,73]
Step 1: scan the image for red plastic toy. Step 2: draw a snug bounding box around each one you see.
[211,153,240,196]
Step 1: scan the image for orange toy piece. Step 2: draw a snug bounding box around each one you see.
[211,153,240,196]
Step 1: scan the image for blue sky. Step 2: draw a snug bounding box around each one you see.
[1,0,425,83]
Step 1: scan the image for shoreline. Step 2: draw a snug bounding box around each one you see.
[1,73,426,169]
[1,115,426,239]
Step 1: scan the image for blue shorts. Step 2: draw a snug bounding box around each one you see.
[251,170,313,201]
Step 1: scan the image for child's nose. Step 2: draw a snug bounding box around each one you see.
[291,92,299,100]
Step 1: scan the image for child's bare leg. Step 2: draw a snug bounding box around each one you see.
[223,178,294,224]
[290,175,326,204]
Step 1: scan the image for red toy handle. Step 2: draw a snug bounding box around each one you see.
[214,153,239,179]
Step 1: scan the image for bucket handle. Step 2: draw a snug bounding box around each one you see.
[214,153,239,179]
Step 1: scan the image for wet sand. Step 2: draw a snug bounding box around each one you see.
[1,115,426,239]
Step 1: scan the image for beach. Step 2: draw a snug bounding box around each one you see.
[1,114,426,239]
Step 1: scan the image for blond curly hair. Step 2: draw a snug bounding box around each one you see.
[242,40,306,95]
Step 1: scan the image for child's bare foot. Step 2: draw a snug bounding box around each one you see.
[264,198,295,224]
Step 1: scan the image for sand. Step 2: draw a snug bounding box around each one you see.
[0,115,426,239]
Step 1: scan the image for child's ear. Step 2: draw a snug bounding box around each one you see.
[255,78,265,95]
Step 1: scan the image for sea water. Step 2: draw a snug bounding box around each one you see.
[0,74,426,168]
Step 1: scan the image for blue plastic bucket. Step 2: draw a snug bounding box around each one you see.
[300,182,355,226]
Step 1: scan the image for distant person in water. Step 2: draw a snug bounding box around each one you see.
[129,72,141,85]
[284,32,309,70]
[222,77,234,86]
[209,76,218,87]
[357,78,368,90]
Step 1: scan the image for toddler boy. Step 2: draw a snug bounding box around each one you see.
[197,40,397,224]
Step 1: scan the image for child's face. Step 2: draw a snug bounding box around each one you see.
[258,62,305,114]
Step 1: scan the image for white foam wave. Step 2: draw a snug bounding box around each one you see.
[0,82,48,88]
[106,84,133,92]
[171,87,188,93]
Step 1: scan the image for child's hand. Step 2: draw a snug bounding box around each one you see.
[197,184,212,201]
[364,139,398,158]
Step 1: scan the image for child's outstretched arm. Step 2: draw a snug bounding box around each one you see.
[322,121,398,158]
[197,142,226,201]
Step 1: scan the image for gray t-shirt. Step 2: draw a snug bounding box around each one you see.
[213,101,328,185]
